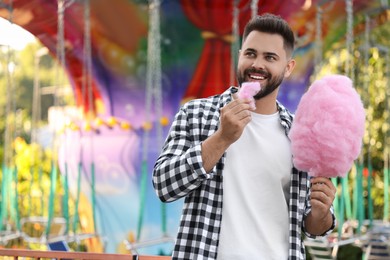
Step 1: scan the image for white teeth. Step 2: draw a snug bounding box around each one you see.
[251,75,265,80]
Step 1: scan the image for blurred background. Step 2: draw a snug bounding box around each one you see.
[0,0,389,258]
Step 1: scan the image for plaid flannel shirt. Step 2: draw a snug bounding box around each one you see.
[153,87,335,260]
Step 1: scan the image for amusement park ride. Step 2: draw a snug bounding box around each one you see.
[0,0,389,259]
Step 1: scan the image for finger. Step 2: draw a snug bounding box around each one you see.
[311,179,336,198]
[224,102,252,119]
[311,177,337,193]
[227,97,252,109]
[310,199,330,218]
[222,106,251,122]
[310,177,330,185]
[311,191,333,207]
[236,109,252,122]
[311,190,336,209]
[311,183,335,198]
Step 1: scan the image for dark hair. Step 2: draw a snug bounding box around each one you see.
[242,13,295,56]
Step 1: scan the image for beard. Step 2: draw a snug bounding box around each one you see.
[237,67,285,100]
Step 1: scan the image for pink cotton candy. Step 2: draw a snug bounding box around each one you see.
[237,82,261,109]
[288,75,365,178]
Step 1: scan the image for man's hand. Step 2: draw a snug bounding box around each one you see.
[217,95,253,145]
[305,177,337,235]
[201,96,252,173]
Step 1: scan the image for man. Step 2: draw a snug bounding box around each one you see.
[153,13,336,259]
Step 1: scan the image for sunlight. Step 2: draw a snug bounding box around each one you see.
[0,16,36,50]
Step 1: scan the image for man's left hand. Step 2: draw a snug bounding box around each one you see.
[310,177,336,222]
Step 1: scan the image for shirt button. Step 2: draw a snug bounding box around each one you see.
[212,234,218,240]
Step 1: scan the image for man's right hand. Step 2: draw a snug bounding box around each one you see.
[201,96,252,173]
[218,95,253,145]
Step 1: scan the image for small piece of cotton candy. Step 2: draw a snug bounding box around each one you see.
[237,82,261,109]
[289,74,366,178]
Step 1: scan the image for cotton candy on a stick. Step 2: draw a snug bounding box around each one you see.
[289,75,365,178]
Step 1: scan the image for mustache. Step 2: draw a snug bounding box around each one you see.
[245,68,270,77]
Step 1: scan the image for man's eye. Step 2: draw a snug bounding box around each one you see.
[266,56,276,61]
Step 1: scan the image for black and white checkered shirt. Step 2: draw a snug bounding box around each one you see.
[153,87,335,259]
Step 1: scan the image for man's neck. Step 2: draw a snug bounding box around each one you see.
[253,93,278,115]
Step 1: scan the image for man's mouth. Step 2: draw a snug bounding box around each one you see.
[249,74,266,80]
[246,69,269,81]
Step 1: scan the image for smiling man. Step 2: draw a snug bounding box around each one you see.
[153,13,336,260]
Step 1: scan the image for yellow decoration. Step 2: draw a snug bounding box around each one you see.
[106,117,117,127]
[120,121,131,130]
[70,123,80,131]
[201,31,234,43]
[84,122,92,132]
[160,116,169,126]
[142,121,152,131]
[94,117,104,127]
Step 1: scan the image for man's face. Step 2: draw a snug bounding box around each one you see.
[236,31,295,99]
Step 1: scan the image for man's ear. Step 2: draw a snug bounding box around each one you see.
[284,59,296,78]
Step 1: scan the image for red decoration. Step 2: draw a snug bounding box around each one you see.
[363,167,370,178]
[179,0,290,101]
[179,0,250,101]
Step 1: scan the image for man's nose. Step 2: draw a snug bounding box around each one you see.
[251,58,265,70]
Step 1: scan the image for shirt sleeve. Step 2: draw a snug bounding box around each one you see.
[152,106,212,202]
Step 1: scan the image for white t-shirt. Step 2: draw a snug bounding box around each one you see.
[217,111,292,260]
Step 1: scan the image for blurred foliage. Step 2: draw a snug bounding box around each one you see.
[315,17,390,222]
[306,14,389,260]
[13,137,70,218]
[0,40,76,248]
